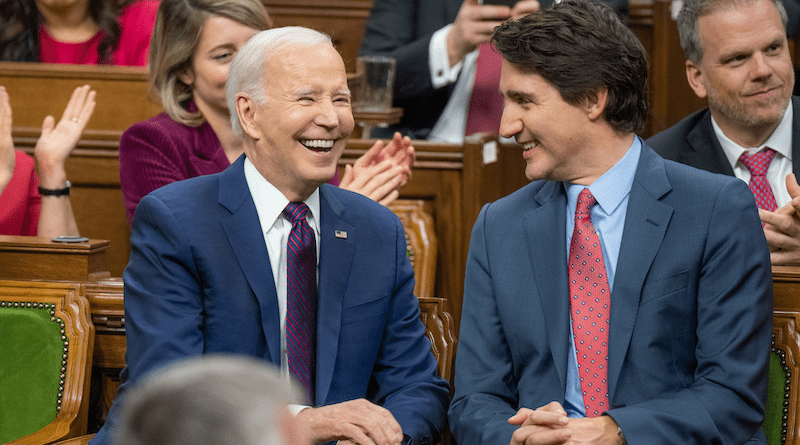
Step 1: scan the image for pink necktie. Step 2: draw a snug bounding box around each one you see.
[568,189,610,417]
[284,202,317,405]
[739,149,778,212]
[464,43,504,136]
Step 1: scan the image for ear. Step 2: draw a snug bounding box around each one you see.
[685,59,708,99]
[177,66,194,87]
[235,93,263,140]
[585,88,609,122]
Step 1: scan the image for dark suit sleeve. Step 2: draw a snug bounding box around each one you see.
[359,0,443,101]
[607,178,772,444]
[371,215,451,445]
[447,203,521,443]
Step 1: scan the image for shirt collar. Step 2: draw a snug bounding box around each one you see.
[712,103,793,167]
[244,157,321,236]
[565,135,642,215]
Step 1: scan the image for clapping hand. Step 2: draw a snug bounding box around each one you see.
[34,84,96,189]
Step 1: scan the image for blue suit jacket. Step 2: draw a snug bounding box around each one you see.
[448,144,772,444]
[92,156,449,445]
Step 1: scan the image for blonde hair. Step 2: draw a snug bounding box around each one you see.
[148,0,272,127]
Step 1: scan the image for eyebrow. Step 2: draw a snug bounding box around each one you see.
[292,88,351,97]
[504,89,536,102]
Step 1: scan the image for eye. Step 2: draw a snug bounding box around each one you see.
[212,51,234,61]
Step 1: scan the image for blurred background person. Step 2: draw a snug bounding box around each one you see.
[359,0,627,143]
[120,0,414,223]
[0,84,95,237]
[0,0,158,65]
[113,354,308,445]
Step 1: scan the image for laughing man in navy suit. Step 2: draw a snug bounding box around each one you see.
[447,1,772,444]
[91,27,448,445]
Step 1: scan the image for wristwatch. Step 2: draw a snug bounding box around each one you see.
[39,180,71,197]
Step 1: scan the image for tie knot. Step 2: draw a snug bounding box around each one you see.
[739,148,776,177]
[575,189,596,215]
[284,202,309,225]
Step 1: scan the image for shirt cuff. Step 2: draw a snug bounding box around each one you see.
[429,24,464,88]
[288,404,310,416]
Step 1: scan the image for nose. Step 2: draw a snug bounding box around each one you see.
[749,52,773,81]
[315,99,339,128]
[499,104,523,139]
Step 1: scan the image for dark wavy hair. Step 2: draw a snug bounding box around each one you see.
[0,0,130,63]
[492,0,649,134]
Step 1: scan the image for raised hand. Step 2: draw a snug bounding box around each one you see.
[34,84,96,189]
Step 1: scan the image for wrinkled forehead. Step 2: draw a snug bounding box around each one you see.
[263,44,349,92]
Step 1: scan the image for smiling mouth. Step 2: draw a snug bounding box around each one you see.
[522,141,539,151]
[300,139,335,153]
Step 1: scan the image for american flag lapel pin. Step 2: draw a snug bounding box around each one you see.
[335,230,347,239]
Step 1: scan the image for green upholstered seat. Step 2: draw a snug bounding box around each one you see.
[0,302,70,443]
[0,281,94,444]
[765,342,790,445]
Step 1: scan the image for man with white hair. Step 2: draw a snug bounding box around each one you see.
[91,26,449,445]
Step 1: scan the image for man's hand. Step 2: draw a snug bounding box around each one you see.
[447,0,540,66]
[295,398,403,445]
[0,86,15,192]
[447,0,512,66]
[507,402,572,445]
[508,402,623,445]
[511,1,541,19]
[34,84,96,189]
[561,416,623,445]
[761,173,800,264]
[339,132,414,206]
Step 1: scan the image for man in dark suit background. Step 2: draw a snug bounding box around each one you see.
[648,0,800,265]
[90,26,449,445]
[448,1,772,444]
[358,0,627,142]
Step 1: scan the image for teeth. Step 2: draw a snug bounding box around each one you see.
[300,139,335,150]
[522,141,538,150]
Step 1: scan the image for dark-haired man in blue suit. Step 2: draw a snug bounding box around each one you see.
[91,26,448,445]
[448,2,772,444]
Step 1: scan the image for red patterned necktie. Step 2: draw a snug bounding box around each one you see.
[464,43,504,136]
[739,148,778,212]
[284,202,317,405]
[568,189,610,417]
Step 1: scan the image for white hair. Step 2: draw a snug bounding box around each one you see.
[113,354,303,445]
[226,26,334,138]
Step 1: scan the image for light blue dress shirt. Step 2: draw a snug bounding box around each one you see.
[562,136,642,417]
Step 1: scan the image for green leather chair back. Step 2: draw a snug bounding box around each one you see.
[764,343,790,445]
[0,301,70,443]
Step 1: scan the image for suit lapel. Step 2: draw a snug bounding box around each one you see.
[315,185,355,405]
[218,157,282,366]
[524,182,571,388]
[685,111,735,176]
[607,146,673,398]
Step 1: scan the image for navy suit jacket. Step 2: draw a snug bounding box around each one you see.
[91,156,449,445]
[647,97,800,177]
[359,0,628,139]
[448,144,772,444]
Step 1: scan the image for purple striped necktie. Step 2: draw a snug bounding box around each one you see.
[284,202,317,404]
